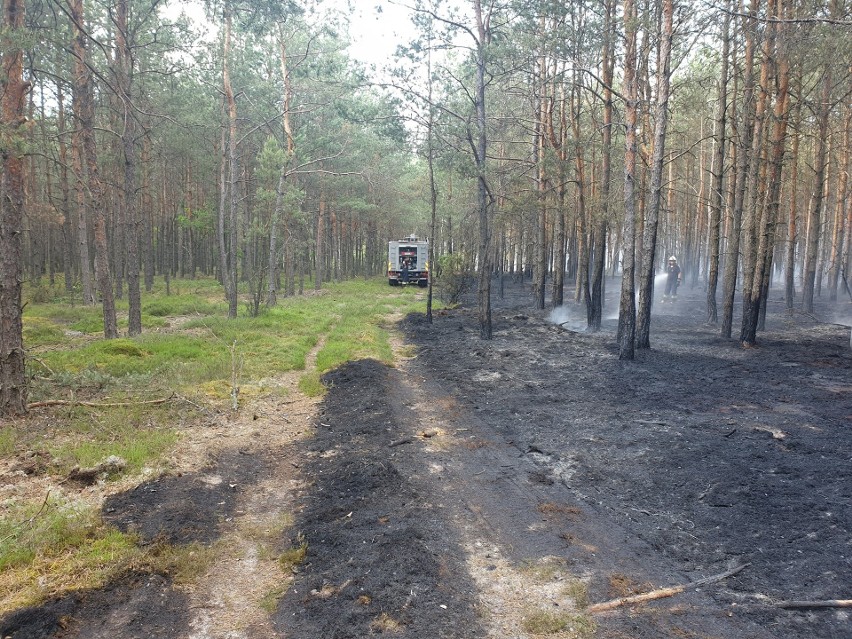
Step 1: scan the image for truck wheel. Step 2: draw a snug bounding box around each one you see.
[418,280,428,288]
[389,279,398,286]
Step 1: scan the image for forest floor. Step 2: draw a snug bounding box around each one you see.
[2,277,851,639]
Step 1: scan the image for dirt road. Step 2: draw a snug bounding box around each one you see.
[3,280,850,638]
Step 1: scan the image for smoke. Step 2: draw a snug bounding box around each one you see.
[828,309,852,349]
[549,305,587,332]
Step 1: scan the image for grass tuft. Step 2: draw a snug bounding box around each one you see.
[562,579,589,609]
[370,612,403,633]
[521,610,596,637]
[0,429,14,456]
[278,536,308,571]
[259,585,290,613]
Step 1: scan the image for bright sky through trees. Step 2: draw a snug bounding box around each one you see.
[161,0,418,70]
[346,2,416,68]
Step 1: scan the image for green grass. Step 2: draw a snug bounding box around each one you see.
[22,317,65,347]
[0,429,15,456]
[521,610,596,637]
[278,536,308,571]
[5,275,434,614]
[26,277,427,390]
[0,496,208,613]
[0,497,106,573]
[52,427,179,475]
[259,585,290,613]
[142,294,223,317]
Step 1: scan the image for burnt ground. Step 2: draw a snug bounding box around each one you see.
[2,276,850,639]
[399,277,851,638]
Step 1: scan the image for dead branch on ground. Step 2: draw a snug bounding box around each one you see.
[27,395,175,409]
[586,563,749,613]
[777,600,852,610]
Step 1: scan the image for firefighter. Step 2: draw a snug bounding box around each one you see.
[401,259,410,284]
[663,256,681,301]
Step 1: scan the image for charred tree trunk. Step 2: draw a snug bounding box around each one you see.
[588,0,616,332]
[827,97,850,301]
[721,0,760,338]
[573,82,590,310]
[533,48,547,311]
[742,0,790,345]
[706,4,730,324]
[637,0,673,350]
[617,0,639,360]
[784,75,801,309]
[739,0,776,343]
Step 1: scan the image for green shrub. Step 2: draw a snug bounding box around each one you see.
[435,253,473,304]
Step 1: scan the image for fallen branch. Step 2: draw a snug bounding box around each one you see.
[28,356,55,377]
[777,600,852,610]
[587,563,749,613]
[27,395,174,409]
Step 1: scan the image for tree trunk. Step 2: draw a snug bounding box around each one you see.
[636,0,674,350]
[784,75,801,309]
[0,0,28,415]
[546,67,568,308]
[588,0,616,332]
[71,72,94,303]
[116,0,141,336]
[827,98,850,301]
[474,0,492,340]
[739,0,776,343]
[721,0,760,338]
[802,65,832,313]
[267,32,295,307]
[217,100,230,304]
[72,0,117,337]
[617,0,639,360]
[552,160,566,308]
[573,80,590,310]
[315,191,325,290]
[55,70,75,296]
[427,39,438,323]
[707,4,730,324]
[741,0,790,345]
[533,48,547,310]
[142,131,155,292]
[223,2,239,318]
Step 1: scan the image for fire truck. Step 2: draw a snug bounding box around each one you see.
[387,236,429,287]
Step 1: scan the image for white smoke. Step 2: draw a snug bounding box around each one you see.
[549,305,586,332]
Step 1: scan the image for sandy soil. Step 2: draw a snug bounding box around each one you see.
[2,277,850,639]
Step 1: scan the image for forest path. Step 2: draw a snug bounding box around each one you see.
[181,332,329,639]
